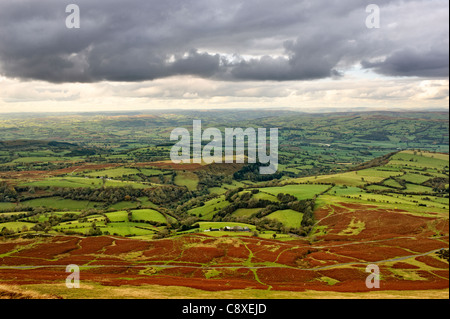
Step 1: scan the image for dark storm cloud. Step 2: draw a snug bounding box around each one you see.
[0,0,447,83]
[361,47,450,78]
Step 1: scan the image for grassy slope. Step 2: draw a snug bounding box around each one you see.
[265,209,304,228]
[258,184,330,200]
[20,177,151,189]
[188,197,230,219]
[174,171,199,191]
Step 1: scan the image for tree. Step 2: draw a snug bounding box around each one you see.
[154,229,170,239]
[1,227,13,236]
[88,222,102,236]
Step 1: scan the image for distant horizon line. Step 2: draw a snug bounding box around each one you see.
[1,107,449,116]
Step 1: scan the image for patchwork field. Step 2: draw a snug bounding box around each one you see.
[0,112,448,299]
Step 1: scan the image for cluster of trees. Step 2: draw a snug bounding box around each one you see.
[0,161,74,172]
[0,182,17,202]
[54,186,140,204]
[350,152,396,172]
[233,163,283,182]
[196,170,225,189]
[361,131,390,141]
[50,184,189,205]
[86,222,103,236]
[26,209,106,235]
[178,216,200,232]
[0,227,17,237]
[145,185,190,205]
[131,149,171,163]
[29,212,82,234]
[0,211,36,224]
[277,193,297,203]
[213,189,276,220]
[424,177,449,194]
[96,169,175,185]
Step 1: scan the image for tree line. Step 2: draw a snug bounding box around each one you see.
[43,184,191,205]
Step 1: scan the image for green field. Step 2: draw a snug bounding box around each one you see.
[139,168,168,176]
[54,210,165,237]
[174,171,199,191]
[0,212,27,217]
[404,183,434,193]
[20,177,151,189]
[389,151,449,170]
[383,178,403,189]
[329,186,363,196]
[265,209,304,228]
[12,156,69,163]
[293,171,395,186]
[55,221,157,237]
[131,209,168,224]
[251,191,280,202]
[259,184,330,200]
[108,201,141,210]
[209,181,253,195]
[105,211,128,222]
[0,202,16,211]
[85,167,140,178]
[232,208,262,217]
[24,211,81,223]
[188,197,230,219]
[400,173,432,184]
[101,223,156,237]
[0,221,35,232]
[366,184,393,192]
[21,197,97,210]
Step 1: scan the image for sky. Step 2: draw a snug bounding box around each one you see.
[0,0,448,113]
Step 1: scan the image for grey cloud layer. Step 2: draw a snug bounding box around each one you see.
[0,0,447,83]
